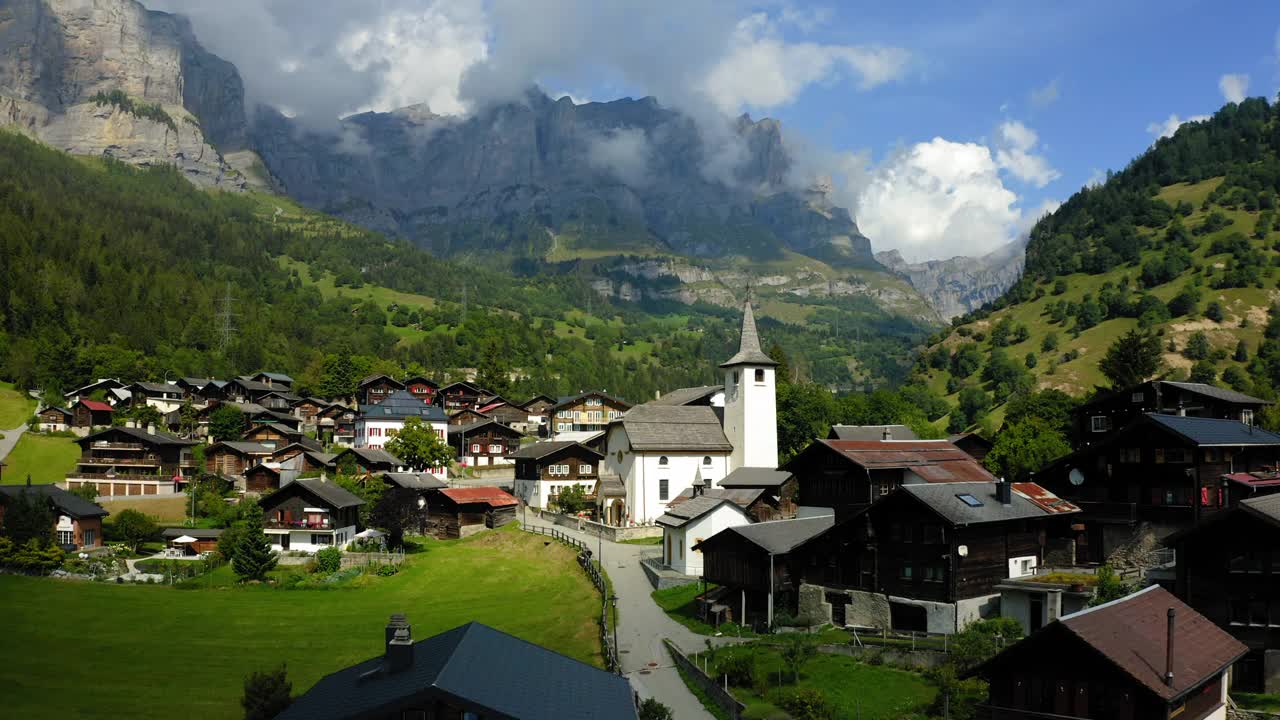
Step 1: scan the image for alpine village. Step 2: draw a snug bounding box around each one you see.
[2,2,1280,720]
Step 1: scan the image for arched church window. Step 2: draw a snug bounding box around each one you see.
[754,368,765,383]
[702,456,712,466]
[658,456,669,466]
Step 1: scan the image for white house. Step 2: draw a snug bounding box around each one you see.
[259,477,363,553]
[655,483,752,575]
[355,390,449,477]
[602,301,778,526]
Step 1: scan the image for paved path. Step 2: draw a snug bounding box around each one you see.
[525,516,728,720]
[0,422,26,463]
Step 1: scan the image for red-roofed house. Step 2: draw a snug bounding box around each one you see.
[783,438,996,520]
[970,585,1246,720]
[72,399,114,430]
[425,487,518,539]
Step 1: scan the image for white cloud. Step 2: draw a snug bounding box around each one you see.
[992,120,1060,188]
[1029,78,1060,109]
[1146,113,1210,139]
[1219,73,1249,104]
[855,138,1030,261]
[1085,168,1107,188]
[697,13,910,114]
[586,128,652,186]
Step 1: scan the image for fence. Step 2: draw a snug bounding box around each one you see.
[663,639,746,720]
[340,550,405,569]
[848,627,952,653]
[519,524,621,673]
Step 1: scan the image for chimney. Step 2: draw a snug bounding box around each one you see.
[997,478,1012,506]
[125,419,137,429]
[385,615,413,673]
[146,423,156,435]
[1165,607,1176,687]
[882,427,892,441]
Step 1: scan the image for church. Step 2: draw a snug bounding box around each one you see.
[601,302,779,526]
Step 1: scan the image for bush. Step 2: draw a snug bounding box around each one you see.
[638,698,674,720]
[776,687,833,720]
[714,651,755,686]
[313,546,342,574]
[374,563,399,577]
[241,665,292,720]
[951,617,1023,671]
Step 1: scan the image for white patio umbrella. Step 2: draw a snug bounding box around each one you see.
[172,535,198,544]
[354,529,385,539]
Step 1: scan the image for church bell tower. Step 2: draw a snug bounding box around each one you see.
[721,301,778,470]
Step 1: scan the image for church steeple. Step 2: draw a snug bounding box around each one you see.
[720,301,779,368]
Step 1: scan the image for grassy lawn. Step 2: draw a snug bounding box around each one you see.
[1,433,80,484]
[0,527,601,720]
[652,583,757,637]
[99,496,192,525]
[620,536,662,545]
[0,381,36,429]
[706,643,935,720]
[1235,693,1280,713]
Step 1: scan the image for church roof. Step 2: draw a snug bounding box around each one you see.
[615,405,732,452]
[720,302,778,368]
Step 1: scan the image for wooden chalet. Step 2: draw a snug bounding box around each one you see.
[716,467,799,521]
[316,402,357,446]
[332,447,403,476]
[475,398,535,431]
[246,372,294,390]
[127,381,184,410]
[519,394,557,415]
[795,481,1080,633]
[72,399,114,428]
[402,375,439,404]
[950,432,994,462]
[271,444,336,475]
[204,441,274,476]
[223,378,277,404]
[195,380,230,404]
[424,487,518,539]
[244,463,285,493]
[36,406,71,431]
[0,484,108,550]
[292,397,329,427]
[446,408,490,427]
[259,477,364,551]
[174,377,213,400]
[1037,414,1280,561]
[827,424,919,441]
[1220,469,1280,507]
[510,441,604,510]
[160,527,222,555]
[239,424,322,452]
[694,516,835,630]
[1074,380,1271,447]
[549,391,631,434]
[970,586,1245,720]
[66,426,198,497]
[63,378,125,406]
[438,381,489,412]
[1170,494,1280,692]
[449,420,525,467]
[358,374,405,406]
[258,391,302,412]
[783,438,995,520]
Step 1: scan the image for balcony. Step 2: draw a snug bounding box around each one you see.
[264,519,332,530]
[79,455,161,466]
[85,442,146,451]
[65,473,170,482]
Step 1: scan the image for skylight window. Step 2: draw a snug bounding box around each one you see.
[956,493,984,507]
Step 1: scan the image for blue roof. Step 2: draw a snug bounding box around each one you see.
[1145,413,1280,446]
[360,390,448,421]
[277,622,636,720]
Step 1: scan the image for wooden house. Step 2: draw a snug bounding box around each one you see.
[224,378,275,404]
[246,372,294,390]
[332,447,404,476]
[694,516,835,630]
[794,481,1080,634]
[828,424,919,441]
[357,374,405,406]
[127,381,185,413]
[72,399,114,428]
[783,438,995,520]
[1219,469,1280,507]
[1170,494,1280,692]
[1037,414,1280,561]
[160,527,222,555]
[195,380,230,404]
[292,397,329,427]
[520,394,557,415]
[716,467,799,521]
[258,391,301,412]
[447,408,490,427]
[174,377,213,400]
[949,432,994,462]
[271,444,336,475]
[259,477,363,552]
[448,420,525,467]
[244,463,284,493]
[66,426,198,497]
[549,391,631,434]
[204,441,274,476]
[510,441,604,510]
[1073,380,1270,447]
[438,381,489,412]
[424,487,518,539]
[0,484,108,550]
[63,378,125,406]
[402,375,439,404]
[316,403,357,446]
[240,424,322,452]
[36,406,71,432]
[969,586,1245,720]
[475,399,536,432]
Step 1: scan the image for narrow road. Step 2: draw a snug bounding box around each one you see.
[524,516,724,720]
[0,422,27,463]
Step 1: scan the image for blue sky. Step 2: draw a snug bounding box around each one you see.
[164,0,1280,261]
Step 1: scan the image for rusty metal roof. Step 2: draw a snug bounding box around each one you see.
[1223,471,1280,488]
[1011,482,1080,514]
[821,439,995,482]
[437,487,518,508]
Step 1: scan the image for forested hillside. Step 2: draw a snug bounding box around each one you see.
[915,97,1280,430]
[0,131,928,402]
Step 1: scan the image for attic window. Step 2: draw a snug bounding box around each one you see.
[956,493,984,507]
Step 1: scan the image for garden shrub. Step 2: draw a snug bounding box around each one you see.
[776,687,833,720]
[314,546,342,574]
[714,651,755,686]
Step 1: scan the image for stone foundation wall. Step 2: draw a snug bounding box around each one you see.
[798,584,892,629]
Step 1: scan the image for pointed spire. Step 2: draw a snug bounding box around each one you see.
[720,300,779,368]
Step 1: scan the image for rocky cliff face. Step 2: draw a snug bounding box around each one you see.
[0,0,248,187]
[875,241,1026,320]
[250,91,876,266]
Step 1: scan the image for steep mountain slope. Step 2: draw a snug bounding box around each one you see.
[0,0,248,187]
[876,240,1026,319]
[914,98,1280,422]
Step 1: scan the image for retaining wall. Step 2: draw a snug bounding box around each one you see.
[538,511,663,542]
[664,639,745,720]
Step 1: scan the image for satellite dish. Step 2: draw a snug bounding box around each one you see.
[957,545,969,558]
[1069,468,1085,486]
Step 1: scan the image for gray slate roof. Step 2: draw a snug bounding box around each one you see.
[131,381,181,394]
[656,495,746,528]
[1159,381,1271,406]
[718,467,793,488]
[447,419,524,437]
[706,515,835,554]
[282,478,365,509]
[1241,494,1280,525]
[360,390,448,421]
[616,405,732,452]
[900,481,1072,527]
[219,442,273,455]
[829,424,919,441]
[80,426,195,447]
[650,385,724,406]
[669,486,767,508]
[1145,413,1280,446]
[721,302,778,367]
[595,474,625,497]
[340,447,403,467]
[276,621,637,720]
[508,441,602,460]
[161,527,224,539]
[0,484,108,519]
[382,472,448,490]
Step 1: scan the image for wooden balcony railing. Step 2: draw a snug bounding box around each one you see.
[65,473,170,482]
[264,519,332,530]
[79,455,160,466]
[85,442,146,451]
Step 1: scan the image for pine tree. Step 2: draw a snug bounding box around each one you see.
[1099,329,1163,388]
[241,665,292,720]
[231,503,277,582]
[3,479,55,546]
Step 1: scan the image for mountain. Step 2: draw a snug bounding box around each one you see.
[875,241,1026,320]
[913,97,1280,425]
[0,0,249,187]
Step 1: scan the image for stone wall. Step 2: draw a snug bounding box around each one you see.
[798,583,892,629]
[538,510,662,542]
